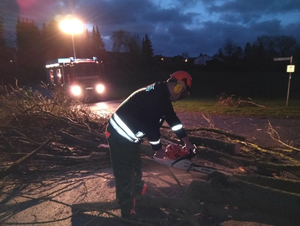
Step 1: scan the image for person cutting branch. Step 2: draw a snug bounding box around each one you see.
[105,71,194,219]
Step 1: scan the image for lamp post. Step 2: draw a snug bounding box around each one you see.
[59,18,83,59]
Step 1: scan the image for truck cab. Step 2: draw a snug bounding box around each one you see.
[45,57,105,102]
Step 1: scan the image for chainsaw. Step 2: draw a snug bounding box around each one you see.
[153,139,233,175]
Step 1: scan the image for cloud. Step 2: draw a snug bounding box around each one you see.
[206,0,300,25]
[0,0,299,57]
[208,0,300,15]
[283,22,300,40]
[249,20,282,34]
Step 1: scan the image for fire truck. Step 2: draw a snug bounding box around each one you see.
[45,57,105,102]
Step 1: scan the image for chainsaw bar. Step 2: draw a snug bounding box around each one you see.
[190,165,218,174]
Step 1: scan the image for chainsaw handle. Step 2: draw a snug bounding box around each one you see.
[171,144,197,167]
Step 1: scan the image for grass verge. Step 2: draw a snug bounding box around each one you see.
[173,97,300,118]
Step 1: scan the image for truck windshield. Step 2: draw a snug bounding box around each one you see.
[72,63,100,77]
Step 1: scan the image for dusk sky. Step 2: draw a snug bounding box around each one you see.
[1,0,299,57]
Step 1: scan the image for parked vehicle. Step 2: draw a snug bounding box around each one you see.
[45,57,105,102]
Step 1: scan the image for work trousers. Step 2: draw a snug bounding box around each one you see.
[106,123,144,217]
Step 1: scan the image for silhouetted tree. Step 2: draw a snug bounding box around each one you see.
[294,44,300,61]
[0,17,4,48]
[91,26,105,57]
[15,18,46,83]
[127,34,141,55]
[111,29,127,52]
[243,42,253,61]
[0,16,7,82]
[0,16,5,63]
[81,28,91,57]
[232,46,243,61]
[254,42,265,61]
[16,18,42,65]
[97,26,105,50]
[216,48,224,59]
[141,34,153,67]
[223,38,236,58]
[111,29,140,54]
[255,35,297,60]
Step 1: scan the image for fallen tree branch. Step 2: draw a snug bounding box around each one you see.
[56,130,100,149]
[189,135,241,155]
[196,147,300,172]
[267,121,300,152]
[62,124,106,140]
[0,138,52,179]
[9,152,110,163]
[42,111,80,126]
[240,100,272,109]
[43,111,106,135]
[233,139,300,164]
[234,174,300,195]
[186,127,246,141]
[0,133,20,153]
[13,129,41,145]
[161,135,240,155]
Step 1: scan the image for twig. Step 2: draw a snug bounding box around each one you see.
[1,215,72,225]
[186,127,246,141]
[240,100,272,109]
[0,133,20,153]
[232,139,300,164]
[267,121,300,152]
[13,129,41,145]
[56,130,100,149]
[201,113,216,128]
[197,146,300,171]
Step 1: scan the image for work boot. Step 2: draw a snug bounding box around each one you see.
[131,184,147,213]
[129,183,147,217]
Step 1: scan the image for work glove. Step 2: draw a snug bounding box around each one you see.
[183,140,195,155]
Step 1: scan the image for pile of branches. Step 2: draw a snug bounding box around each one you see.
[217,92,269,108]
[0,83,110,179]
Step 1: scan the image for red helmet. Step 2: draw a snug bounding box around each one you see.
[170,71,192,89]
[165,144,188,160]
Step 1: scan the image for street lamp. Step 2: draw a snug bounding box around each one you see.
[59,18,84,59]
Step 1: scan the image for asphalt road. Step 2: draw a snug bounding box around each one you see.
[86,100,121,116]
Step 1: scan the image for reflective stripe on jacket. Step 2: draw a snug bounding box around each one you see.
[109,113,144,143]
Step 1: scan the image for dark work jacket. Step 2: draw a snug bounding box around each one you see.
[110,81,187,150]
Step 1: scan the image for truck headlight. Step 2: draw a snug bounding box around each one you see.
[96,84,105,93]
[70,85,82,96]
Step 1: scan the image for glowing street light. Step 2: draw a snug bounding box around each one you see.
[59,18,84,59]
